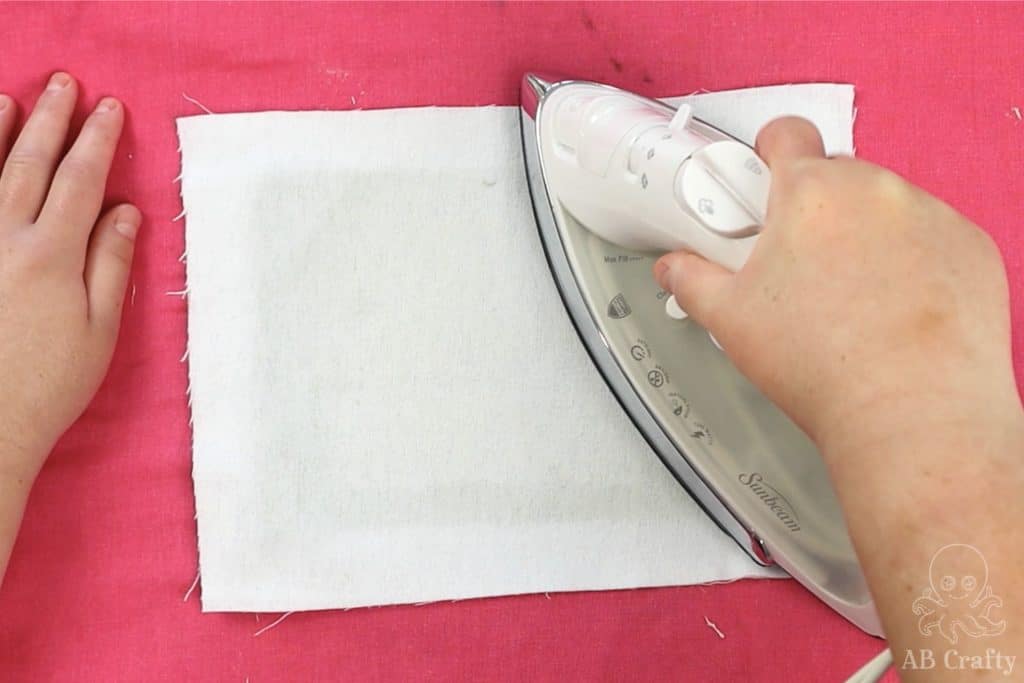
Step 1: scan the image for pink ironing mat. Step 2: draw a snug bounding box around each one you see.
[0,3,1020,680]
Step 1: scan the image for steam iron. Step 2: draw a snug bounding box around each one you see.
[520,74,882,636]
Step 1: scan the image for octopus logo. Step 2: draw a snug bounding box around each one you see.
[911,544,1006,644]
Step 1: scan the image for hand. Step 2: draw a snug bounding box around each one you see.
[655,117,1024,677]
[0,72,140,480]
[654,117,1020,457]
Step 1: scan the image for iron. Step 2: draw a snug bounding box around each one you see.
[519,74,881,635]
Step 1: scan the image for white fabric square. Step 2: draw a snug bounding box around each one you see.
[179,84,854,611]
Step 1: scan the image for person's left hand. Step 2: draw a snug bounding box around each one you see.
[0,72,140,483]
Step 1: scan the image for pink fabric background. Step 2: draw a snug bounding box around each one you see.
[0,2,1021,680]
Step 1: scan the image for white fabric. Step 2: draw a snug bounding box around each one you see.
[179,84,854,612]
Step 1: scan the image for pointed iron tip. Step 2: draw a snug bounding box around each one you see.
[520,72,564,118]
[525,73,552,94]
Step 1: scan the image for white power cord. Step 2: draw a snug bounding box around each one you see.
[845,648,893,683]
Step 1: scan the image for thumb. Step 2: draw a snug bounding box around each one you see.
[653,251,733,330]
[85,203,142,335]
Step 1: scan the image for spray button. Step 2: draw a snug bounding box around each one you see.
[664,295,688,320]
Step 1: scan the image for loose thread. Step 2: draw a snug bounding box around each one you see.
[253,611,293,637]
[182,92,216,115]
[704,616,725,639]
[183,571,201,602]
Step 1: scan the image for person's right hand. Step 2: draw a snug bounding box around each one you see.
[654,118,1024,679]
[654,117,1020,460]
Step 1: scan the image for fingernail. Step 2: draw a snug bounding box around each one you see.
[47,72,71,90]
[0,95,9,111]
[653,258,671,290]
[115,216,140,240]
[96,97,119,113]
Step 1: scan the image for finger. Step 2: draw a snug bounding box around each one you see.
[84,203,141,333]
[40,97,124,245]
[0,95,16,165]
[653,250,733,330]
[754,116,826,168]
[0,72,78,222]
